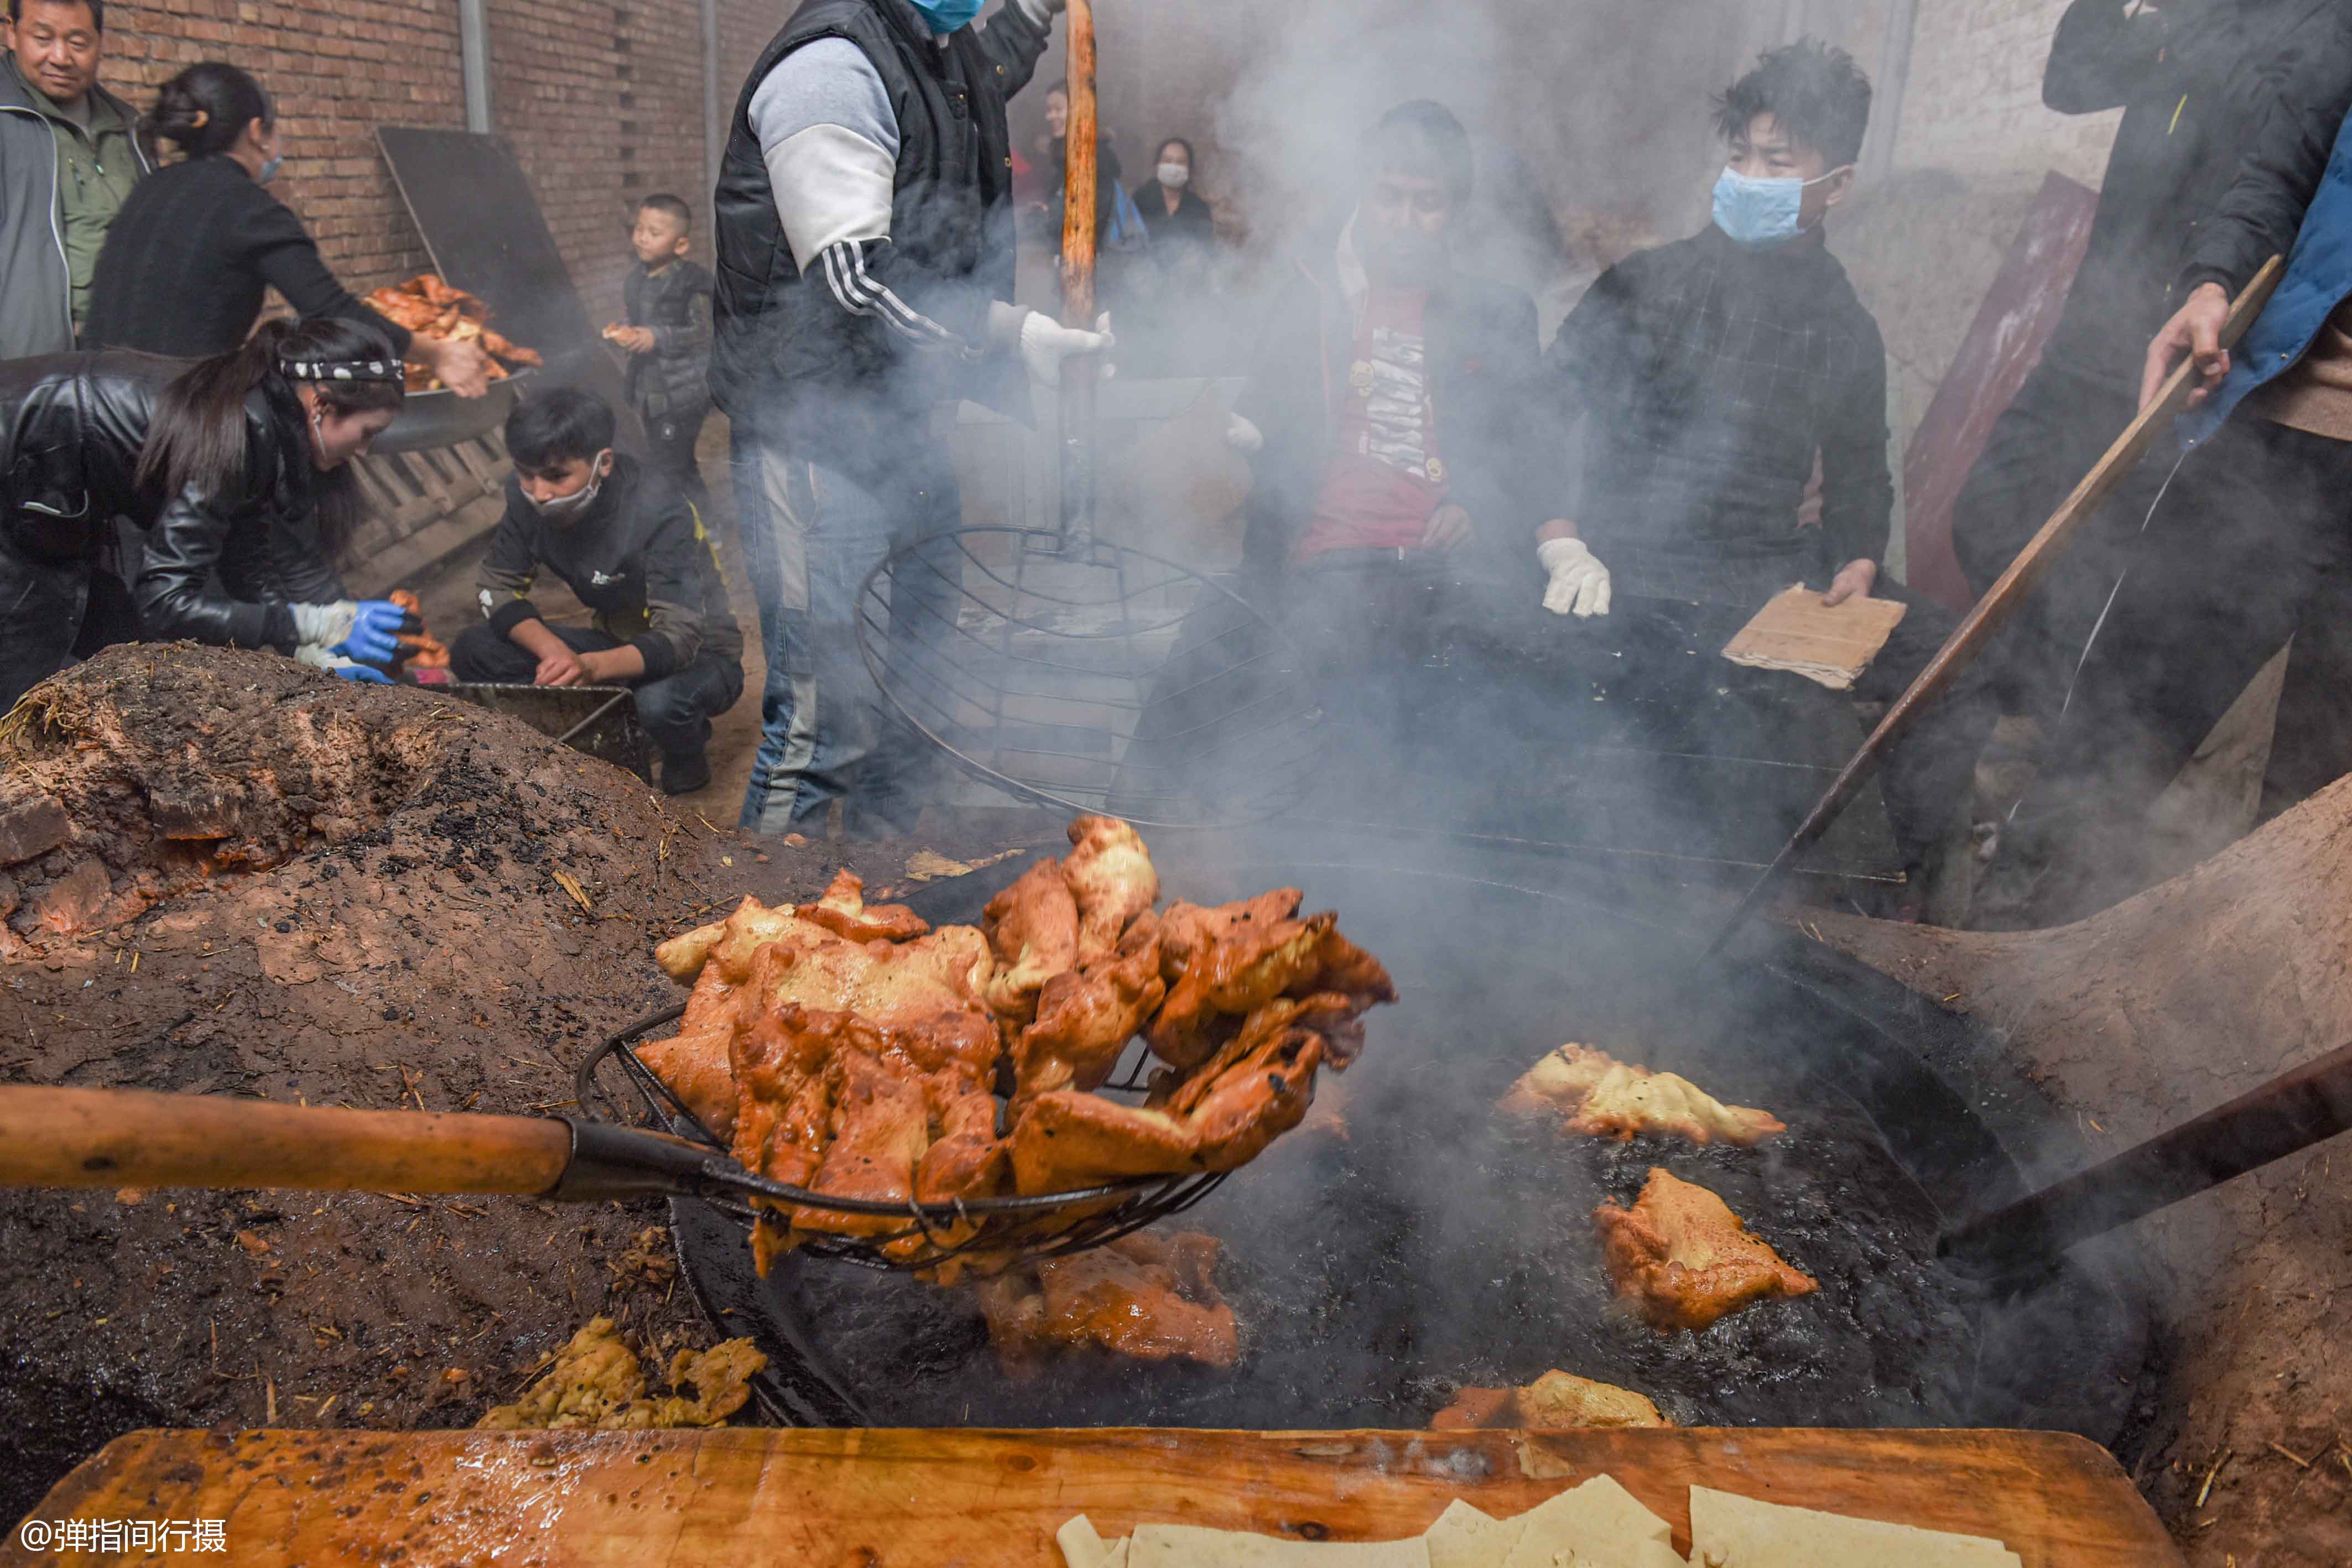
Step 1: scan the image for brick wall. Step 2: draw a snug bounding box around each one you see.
[84,0,799,335]
[488,1,710,324]
[95,0,465,290]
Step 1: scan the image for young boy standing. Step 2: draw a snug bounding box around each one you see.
[452,387,743,796]
[607,194,714,505]
[1537,40,1995,911]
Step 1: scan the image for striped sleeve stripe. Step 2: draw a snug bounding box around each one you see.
[818,238,979,357]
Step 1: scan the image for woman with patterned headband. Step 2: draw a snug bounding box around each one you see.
[0,315,413,705]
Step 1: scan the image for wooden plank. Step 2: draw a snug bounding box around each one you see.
[8,1427,2183,1567]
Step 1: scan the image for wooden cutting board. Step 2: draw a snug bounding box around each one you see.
[8,1427,2183,1567]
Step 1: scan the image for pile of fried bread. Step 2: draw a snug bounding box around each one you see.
[1057,1475,2025,1568]
[638,817,1395,1271]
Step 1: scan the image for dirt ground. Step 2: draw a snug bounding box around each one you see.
[1790,775,2352,1568]
[0,643,1052,1523]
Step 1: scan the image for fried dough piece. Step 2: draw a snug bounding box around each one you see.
[803,1046,932,1237]
[728,997,839,1192]
[1504,1044,1785,1148]
[637,963,745,1136]
[744,921,993,1023]
[1593,1168,1818,1332]
[1431,1369,1672,1431]
[1010,1021,1324,1193]
[797,868,930,944]
[1016,912,1165,1098]
[1062,815,1158,961]
[982,858,1082,1021]
[975,1231,1238,1372]
[1157,889,1303,970]
[1148,898,1396,1071]
[655,895,834,984]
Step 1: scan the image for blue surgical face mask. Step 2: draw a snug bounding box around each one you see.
[1711,164,1845,247]
[910,0,983,33]
[257,153,283,185]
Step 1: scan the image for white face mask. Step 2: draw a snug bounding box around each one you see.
[1157,162,1190,190]
[532,451,613,520]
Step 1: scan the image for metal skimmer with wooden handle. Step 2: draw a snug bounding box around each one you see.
[0,999,1229,1274]
[1705,256,2287,956]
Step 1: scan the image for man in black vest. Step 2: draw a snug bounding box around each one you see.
[712,0,1105,839]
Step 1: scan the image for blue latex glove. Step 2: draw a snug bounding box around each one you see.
[332,664,394,685]
[334,600,414,666]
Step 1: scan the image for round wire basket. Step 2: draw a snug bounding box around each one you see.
[856,527,1325,829]
[575,1003,1232,1272]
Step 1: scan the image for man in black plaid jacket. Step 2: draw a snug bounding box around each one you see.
[1538,40,1995,910]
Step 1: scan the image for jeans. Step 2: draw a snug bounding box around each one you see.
[730,430,963,838]
[2005,414,2352,921]
[447,622,742,762]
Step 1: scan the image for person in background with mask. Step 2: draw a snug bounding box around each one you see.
[1536,40,1994,915]
[0,0,145,358]
[80,61,488,394]
[712,0,1102,838]
[1232,100,1560,588]
[1138,137,1213,253]
[453,388,745,797]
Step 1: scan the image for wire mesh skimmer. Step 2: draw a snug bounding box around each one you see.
[856,527,1324,828]
[577,1003,1232,1272]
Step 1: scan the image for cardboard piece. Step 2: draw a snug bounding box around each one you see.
[1721,586,1908,691]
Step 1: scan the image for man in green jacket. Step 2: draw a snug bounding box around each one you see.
[0,0,145,357]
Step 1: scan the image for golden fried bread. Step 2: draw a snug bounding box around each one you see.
[1431,1369,1672,1431]
[982,857,1083,1020]
[636,963,745,1135]
[797,868,932,943]
[975,1231,1239,1371]
[1593,1168,1817,1332]
[1505,1045,1785,1148]
[1063,815,1159,961]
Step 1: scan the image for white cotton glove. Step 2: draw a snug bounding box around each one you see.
[1538,536,1612,618]
[1225,414,1264,454]
[1020,310,1113,387]
[290,600,360,653]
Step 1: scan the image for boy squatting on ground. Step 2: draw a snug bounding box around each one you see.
[451,387,745,795]
[606,194,715,507]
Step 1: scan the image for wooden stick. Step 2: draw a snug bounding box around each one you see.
[1057,0,1099,550]
[0,1085,574,1197]
[1939,1036,2352,1278]
[1706,254,2287,956]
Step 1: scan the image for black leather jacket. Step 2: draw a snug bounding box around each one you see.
[0,351,339,653]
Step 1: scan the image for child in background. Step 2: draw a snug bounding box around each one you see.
[455,387,744,796]
[605,195,714,506]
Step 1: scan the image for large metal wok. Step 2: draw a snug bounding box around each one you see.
[668,838,2153,1440]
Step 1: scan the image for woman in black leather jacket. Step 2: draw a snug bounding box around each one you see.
[0,315,410,706]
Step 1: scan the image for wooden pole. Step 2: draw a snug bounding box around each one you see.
[0,1086,575,1197]
[1940,1036,2352,1278]
[1057,0,1100,551]
[1706,255,2287,956]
